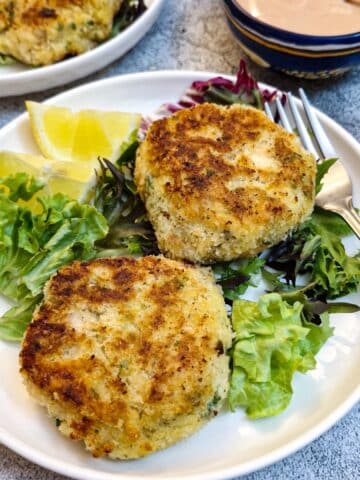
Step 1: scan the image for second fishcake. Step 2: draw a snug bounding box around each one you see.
[20,256,231,459]
[135,103,316,263]
[0,0,122,66]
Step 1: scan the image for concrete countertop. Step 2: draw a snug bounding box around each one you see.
[0,1,359,479]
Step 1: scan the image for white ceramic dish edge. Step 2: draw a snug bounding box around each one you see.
[1,383,359,480]
[0,70,359,480]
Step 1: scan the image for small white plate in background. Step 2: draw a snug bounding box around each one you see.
[0,0,165,97]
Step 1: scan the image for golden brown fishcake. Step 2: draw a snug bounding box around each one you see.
[19,256,231,459]
[135,103,316,263]
[0,0,122,65]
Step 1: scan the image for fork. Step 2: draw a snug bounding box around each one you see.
[264,89,360,238]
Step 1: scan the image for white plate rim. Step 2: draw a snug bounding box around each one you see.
[0,69,359,480]
[0,0,165,97]
[1,383,359,480]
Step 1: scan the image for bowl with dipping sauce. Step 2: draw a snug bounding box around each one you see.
[223,0,360,78]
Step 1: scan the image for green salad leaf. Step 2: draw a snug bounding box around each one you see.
[212,257,264,301]
[265,158,359,298]
[262,271,359,326]
[0,298,41,342]
[94,143,158,256]
[111,0,146,37]
[0,174,108,341]
[315,158,337,195]
[309,207,354,238]
[0,54,16,66]
[301,214,360,298]
[265,207,360,299]
[0,173,44,202]
[229,293,333,418]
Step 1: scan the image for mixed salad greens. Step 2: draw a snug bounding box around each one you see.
[0,61,359,420]
[0,174,108,341]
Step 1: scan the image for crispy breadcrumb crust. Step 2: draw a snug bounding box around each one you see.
[135,103,316,263]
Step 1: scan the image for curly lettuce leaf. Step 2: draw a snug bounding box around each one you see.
[229,293,333,418]
[0,297,41,342]
[0,173,44,202]
[0,175,108,341]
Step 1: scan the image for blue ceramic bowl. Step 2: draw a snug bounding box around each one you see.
[223,0,360,79]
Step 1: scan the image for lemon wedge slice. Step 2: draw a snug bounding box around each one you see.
[26,101,141,163]
[0,151,97,204]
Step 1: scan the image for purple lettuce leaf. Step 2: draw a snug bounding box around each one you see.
[139,60,280,138]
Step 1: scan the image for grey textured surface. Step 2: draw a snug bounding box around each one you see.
[0,1,359,479]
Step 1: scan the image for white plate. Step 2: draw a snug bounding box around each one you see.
[0,71,359,480]
[0,0,165,97]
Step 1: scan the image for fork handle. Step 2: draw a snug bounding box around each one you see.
[329,197,360,239]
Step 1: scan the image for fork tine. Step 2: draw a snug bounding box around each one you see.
[264,102,274,121]
[298,88,337,159]
[287,92,318,158]
[275,97,292,132]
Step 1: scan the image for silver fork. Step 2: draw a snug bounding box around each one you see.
[264,89,360,238]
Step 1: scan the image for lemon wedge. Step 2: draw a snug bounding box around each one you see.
[26,101,141,163]
[0,151,97,204]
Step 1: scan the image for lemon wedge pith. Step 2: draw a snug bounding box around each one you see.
[26,101,141,163]
[0,151,97,204]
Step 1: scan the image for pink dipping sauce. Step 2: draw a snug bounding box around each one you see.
[235,0,360,36]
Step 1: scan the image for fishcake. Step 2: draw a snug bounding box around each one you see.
[135,103,316,263]
[0,0,122,65]
[19,256,231,459]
